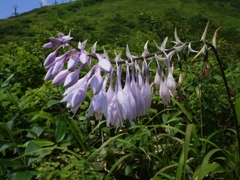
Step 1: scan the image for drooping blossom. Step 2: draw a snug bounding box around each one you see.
[165,60,176,97]
[61,66,96,115]
[88,67,103,95]
[156,60,171,106]
[64,63,84,88]
[141,60,152,109]
[52,69,70,85]
[130,63,146,117]
[88,74,109,120]
[123,65,137,121]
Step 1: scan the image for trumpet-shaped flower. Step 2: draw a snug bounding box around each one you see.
[67,54,80,71]
[44,66,55,81]
[107,93,122,127]
[43,46,61,67]
[88,67,103,95]
[141,63,152,108]
[123,66,137,121]
[88,75,109,120]
[52,58,65,76]
[52,69,70,85]
[130,64,146,117]
[165,60,176,97]
[61,77,88,115]
[64,64,84,88]
[106,71,115,103]
[158,71,171,106]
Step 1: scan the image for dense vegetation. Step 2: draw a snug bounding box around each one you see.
[0,0,240,179]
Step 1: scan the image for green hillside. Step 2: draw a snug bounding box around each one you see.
[0,0,240,46]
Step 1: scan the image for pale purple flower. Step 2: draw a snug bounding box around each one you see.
[43,42,54,49]
[77,40,89,65]
[67,54,80,71]
[123,66,137,121]
[88,67,103,95]
[96,53,112,73]
[43,46,61,67]
[154,67,161,91]
[80,49,89,64]
[61,77,88,115]
[60,66,97,115]
[106,71,115,103]
[52,58,65,76]
[88,75,109,120]
[158,68,171,106]
[44,66,55,81]
[71,83,87,109]
[116,64,129,120]
[64,64,84,88]
[165,61,176,97]
[130,64,146,117]
[52,69,70,85]
[107,93,122,127]
[45,50,72,69]
[43,31,73,49]
[60,31,73,45]
[141,62,152,109]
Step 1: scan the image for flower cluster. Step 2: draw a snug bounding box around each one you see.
[43,27,210,126]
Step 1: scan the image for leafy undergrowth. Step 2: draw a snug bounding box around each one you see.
[1,47,240,179]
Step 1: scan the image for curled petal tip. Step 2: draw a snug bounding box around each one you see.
[174,28,183,44]
[212,27,221,48]
[201,21,209,41]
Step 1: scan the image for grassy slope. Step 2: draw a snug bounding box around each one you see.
[0,0,239,45]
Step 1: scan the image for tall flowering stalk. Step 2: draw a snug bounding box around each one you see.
[42,24,237,132]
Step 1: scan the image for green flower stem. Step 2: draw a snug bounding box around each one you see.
[205,42,240,156]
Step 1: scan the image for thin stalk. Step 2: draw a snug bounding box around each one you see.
[205,42,240,156]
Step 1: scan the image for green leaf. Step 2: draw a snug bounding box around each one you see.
[0,159,23,168]
[125,165,133,177]
[8,170,38,180]
[55,117,67,142]
[31,111,53,122]
[6,118,21,129]
[31,140,55,147]
[0,164,7,176]
[1,74,14,88]
[26,125,45,139]
[235,95,240,125]
[172,98,193,122]
[0,141,14,154]
[176,124,193,180]
[193,163,224,180]
[193,149,222,180]
[0,123,11,138]
[24,141,42,166]
[47,99,60,108]
[19,140,54,148]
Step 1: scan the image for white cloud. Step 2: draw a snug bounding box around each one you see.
[41,0,47,6]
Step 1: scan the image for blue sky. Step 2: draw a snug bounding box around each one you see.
[0,0,74,19]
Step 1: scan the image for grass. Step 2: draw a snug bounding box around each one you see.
[0,0,240,46]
